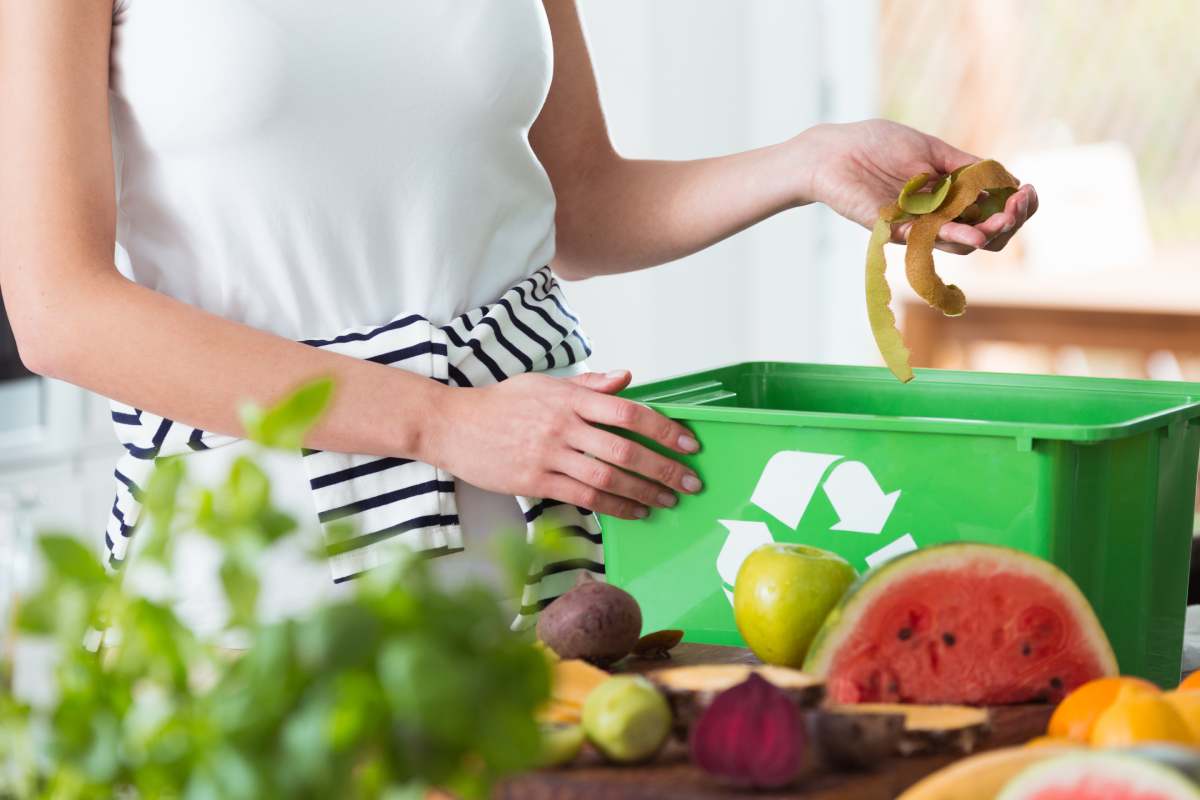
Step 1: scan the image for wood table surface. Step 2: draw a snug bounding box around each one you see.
[498,643,1054,800]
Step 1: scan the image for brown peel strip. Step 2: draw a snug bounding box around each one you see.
[904,160,1019,317]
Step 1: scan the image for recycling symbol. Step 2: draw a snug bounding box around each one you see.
[716,451,919,603]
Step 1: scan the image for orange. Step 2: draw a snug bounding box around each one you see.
[1164,689,1200,742]
[1089,689,1194,747]
[1022,735,1071,749]
[1047,676,1160,742]
[1179,671,1200,692]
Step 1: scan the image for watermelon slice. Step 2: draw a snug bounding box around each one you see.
[997,752,1200,800]
[803,543,1117,705]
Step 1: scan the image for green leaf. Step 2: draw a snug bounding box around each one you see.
[144,457,186,518]
[80,712,121,782]
[141,458,187,562]
[219,558,260,628]
[240,378,334,450]
[206,746,260,800]
[16,584,62,634]
[223,458,271,522]
[37,535,108,587]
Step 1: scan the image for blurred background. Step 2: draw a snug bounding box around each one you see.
[0,0,1195,558]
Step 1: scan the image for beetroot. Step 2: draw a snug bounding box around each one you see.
[689,673,806,789]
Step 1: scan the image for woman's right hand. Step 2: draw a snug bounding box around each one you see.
[424,370,703,519]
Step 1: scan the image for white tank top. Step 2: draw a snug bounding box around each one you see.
[108,0,558,338]
[107,1,570,635]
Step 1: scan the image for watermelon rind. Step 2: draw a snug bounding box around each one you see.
[802,543,1117,685]
[996,752,1200,800]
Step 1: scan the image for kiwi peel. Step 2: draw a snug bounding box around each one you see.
[865,159,1020,382]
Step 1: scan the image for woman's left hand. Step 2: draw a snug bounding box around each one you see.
[800,119,1038,255]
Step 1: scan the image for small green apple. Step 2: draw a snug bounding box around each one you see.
[582,675,672,763]
[733,543,856,668]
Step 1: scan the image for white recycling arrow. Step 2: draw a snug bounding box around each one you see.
[865,533,918,568]
[716,519,774,604]
[749,451,841,528]
[822,460,900,535]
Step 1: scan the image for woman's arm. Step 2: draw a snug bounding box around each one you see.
[533,0,1037,280]
[0,0,700,519]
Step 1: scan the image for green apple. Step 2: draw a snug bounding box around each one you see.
[733,543,857,668]
[582,675,672,763]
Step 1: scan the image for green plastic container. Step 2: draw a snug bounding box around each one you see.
[600,362,1200,686]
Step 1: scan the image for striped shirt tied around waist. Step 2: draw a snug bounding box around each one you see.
[105,266,605,629]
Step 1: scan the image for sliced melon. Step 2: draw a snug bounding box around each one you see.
[898,744,1083,800]
[804,543,1117,706]
[997,751,1200,800]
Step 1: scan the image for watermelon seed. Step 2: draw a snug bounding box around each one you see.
[898,627,913,641]
[1021,642,1032,656]
[1049,677,1063,690]
[941,633,956,647]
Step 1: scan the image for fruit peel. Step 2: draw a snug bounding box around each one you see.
[865,160,1020,382]
[904,160,1018,317]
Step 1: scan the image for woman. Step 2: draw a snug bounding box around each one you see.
[0,2,1035,631]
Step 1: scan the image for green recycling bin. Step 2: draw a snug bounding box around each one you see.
[599,362,1200,686]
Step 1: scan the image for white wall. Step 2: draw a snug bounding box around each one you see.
[570,0,879,381]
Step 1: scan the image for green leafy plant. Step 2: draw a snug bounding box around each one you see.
[0,379,551,799]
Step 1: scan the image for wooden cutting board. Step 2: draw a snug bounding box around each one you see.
[498,643,1054,800]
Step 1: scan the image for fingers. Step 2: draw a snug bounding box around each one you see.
[541,474,648,520]
[935,221,987,251]
[567,369,632,395]
[981,184,1036,252]
[572,391,700,455]
[929,138,980,176]
[558,451,677,512]
[568,424,701,497]
[930,184,1038,255]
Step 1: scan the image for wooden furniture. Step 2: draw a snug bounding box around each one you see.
[499,643,1054,800]
[899,268,1200,375]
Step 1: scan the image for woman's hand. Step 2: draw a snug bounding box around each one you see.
[800,119,1038,255]
[424,370,702,520]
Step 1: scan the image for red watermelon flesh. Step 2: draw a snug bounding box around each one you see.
[997,752,1200,800]
[803,544,1118,706]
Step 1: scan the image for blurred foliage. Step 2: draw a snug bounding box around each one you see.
[0,381,551,799]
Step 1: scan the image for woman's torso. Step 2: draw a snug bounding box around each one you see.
[108,0,558,338]
[107,2,566,630]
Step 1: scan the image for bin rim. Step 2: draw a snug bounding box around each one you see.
[624,361,1200,444]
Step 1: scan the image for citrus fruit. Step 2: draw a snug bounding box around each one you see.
[1179,671,1200,692]
[1024,735,1072,748]
[1089,689,1194,747]
[1048,676,1160,742]
[733,543,856,668]
[1164,690,1200,743]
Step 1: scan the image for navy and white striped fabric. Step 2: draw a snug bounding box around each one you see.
[105,267,605,628]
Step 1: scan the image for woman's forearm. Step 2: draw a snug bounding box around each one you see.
[27,267,445,460]
[551,132,823,280]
